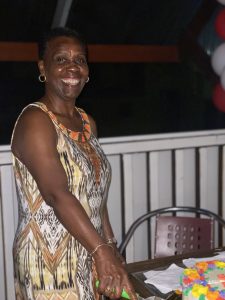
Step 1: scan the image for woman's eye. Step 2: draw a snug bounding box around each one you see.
[56,56,66,63]
[76,57,87,65]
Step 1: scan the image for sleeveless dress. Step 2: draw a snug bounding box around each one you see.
[11,102,111,300]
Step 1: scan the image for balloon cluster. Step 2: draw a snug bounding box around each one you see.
[211,1,225,111]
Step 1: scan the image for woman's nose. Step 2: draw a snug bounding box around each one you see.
[67,60,79,70]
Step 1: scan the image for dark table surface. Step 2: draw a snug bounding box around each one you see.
[125,247,225,300]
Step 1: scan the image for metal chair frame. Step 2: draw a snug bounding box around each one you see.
[119,206,225,255]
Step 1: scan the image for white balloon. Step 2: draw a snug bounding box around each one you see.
[211,43,225,76]
[221,67,225,90]
[217,0,225,4]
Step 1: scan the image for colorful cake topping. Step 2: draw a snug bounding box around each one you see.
[181,260,225,300]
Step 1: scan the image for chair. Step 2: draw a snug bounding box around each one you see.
[154,215,213,258]
[119,206,225,258]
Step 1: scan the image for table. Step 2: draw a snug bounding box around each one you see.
[126,247,225,300]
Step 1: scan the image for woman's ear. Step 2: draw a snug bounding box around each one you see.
[38,60,45,75]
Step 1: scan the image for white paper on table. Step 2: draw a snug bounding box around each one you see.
[182,251,225,268]
[144,263,184,294]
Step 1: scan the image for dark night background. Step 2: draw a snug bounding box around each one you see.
[1,0,225,145]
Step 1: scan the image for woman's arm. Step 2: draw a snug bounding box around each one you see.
[102,205,126,265]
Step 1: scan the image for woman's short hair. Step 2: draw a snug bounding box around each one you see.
[38,27,88,60]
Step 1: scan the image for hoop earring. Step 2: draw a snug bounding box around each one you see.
[38,74,46,82]
[86,77,89,83]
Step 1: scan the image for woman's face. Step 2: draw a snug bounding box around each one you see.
[38,36,89,101]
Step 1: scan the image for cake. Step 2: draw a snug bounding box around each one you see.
[181,260,225,300]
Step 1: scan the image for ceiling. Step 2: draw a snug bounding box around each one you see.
[0,0,204,45]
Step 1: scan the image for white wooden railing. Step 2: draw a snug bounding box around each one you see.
[1,129,225,299]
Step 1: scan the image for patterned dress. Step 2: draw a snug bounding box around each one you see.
[11,102,111,300]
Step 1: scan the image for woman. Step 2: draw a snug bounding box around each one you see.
[11,27,137,300]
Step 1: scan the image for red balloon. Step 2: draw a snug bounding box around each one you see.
[213,83,225,112]
[215,9,225,40]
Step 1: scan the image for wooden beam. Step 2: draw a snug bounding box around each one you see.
[0,42,38,61]
[0,42,180,63]
[88,45,179,63]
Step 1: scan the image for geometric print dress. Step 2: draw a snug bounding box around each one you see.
[11,102,111,300]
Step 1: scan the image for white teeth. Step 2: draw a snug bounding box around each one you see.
[62,79,80,85]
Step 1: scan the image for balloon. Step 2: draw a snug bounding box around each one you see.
[215,9,225,39]
[217,0,225,4]
[212,83,225,112]
[211,43,225,75]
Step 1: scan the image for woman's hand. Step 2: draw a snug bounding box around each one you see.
[109,243,126,266]
[93,244,137,300]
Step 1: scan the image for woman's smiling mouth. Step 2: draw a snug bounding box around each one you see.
[62,78,80,85]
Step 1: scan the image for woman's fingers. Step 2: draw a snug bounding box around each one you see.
[125,285,138,300]
[97,275,113,294]
[94,246,137,299]
[109,275,121,299]
[97,278,137,300]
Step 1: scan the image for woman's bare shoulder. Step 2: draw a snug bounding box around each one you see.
[15,105,54,132]
[12,104,56,156]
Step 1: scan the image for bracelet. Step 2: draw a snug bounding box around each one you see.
[106,237,117,245]
[89,243,113,257]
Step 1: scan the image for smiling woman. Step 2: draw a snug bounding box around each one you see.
[38,33,89,105]
[10,27,137,300]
